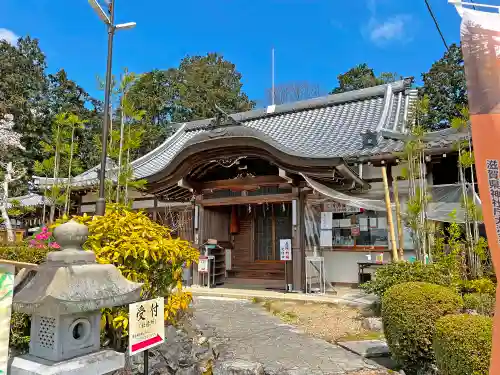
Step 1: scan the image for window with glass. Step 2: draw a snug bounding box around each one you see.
[305,197,391,250]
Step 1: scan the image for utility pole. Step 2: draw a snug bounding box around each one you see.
[88,0,136,216]
[271,47,275,106]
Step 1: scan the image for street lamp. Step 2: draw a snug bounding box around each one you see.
[88,0,136,216]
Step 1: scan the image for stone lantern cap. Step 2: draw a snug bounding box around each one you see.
[13,220,143,316]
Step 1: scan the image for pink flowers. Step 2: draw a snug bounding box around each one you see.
[29,226,60,250]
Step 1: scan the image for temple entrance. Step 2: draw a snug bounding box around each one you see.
[201,202,292,289]
[167,155,300,289]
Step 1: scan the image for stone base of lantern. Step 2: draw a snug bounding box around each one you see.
[9,349,125,375]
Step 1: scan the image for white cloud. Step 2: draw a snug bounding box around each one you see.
[368,15,412,45]
[0,28,18,45]
[362,0,413,46]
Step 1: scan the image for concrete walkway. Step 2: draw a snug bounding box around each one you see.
[193,296,384,374]
[187,285,378,308]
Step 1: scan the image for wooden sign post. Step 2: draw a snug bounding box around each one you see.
[129,297,165,375]
[280,239,292,292]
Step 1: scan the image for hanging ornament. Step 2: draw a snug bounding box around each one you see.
[282,202,286,212]
[248,204,252,213]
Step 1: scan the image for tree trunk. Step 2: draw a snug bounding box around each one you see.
[2,162,15,242]
[64,125,76,214]
[116,96,125,203]
[50,123,61,223]
[124,122,131,205]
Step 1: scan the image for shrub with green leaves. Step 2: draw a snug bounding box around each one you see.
[433,314,492,375]
[0,244,51,353]
[382,282,463,375]
[0,243,51,266]
[463,293,495,316]
[460,277,496,295]
[361,261,454,298]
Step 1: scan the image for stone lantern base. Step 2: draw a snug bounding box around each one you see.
[9,349,124,375]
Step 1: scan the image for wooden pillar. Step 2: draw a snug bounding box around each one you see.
[152,197,158,222]
[192,195,204,286]
[381,165,399,262]
[76,193,83,215]
[393,177,404,260]
[426,161,434,185]
[291,187,305,292]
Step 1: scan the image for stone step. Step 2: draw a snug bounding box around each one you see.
[337,340,390,359]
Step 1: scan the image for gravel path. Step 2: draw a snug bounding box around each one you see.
[192,296,386,375]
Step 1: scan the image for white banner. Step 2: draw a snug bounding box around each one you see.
[0,264,14,374]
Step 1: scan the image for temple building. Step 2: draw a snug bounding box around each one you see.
[33,78,475,290]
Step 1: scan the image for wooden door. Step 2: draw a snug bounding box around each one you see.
[255,203,292,261]
[202,207,230,242]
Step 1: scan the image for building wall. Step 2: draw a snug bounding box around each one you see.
[81,190,154,203]
[202,208,231,242]
[79,189,190,213]
[305,249,417,284]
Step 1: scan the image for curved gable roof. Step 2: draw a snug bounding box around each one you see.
[132,79,417,180]
[37,78,464,190]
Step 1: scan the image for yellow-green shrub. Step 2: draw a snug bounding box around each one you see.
[463,293,495,316]
[433,314,492,375]
[382,282,463,375]
[55,204,199,350]
[460,277,496,295]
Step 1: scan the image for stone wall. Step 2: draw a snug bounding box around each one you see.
[113,317,269,375]
[114,321,216,375]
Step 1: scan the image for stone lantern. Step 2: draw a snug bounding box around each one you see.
[10,220,143,375]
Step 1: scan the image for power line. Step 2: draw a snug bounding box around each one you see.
[424,0,449,51]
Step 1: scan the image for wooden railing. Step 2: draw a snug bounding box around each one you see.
[0,259,38,269]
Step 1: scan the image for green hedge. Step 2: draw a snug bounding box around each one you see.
[463,293,495,316]
[434,314,492,375]
[382,282,463,375]
[0,244,50,265]
[0,244,51,352]
[361,261,454,298]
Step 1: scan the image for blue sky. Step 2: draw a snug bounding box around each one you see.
[0,0,482,106]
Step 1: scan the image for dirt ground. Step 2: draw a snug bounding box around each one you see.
[255,299,384,343]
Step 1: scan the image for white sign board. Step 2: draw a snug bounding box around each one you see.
[320,212,333,229]
[320,230,333,247]
[129,297,165,355]
[0,265,13,374]
[198,256,209,273]
[323,202,360,213]
[280,239,292,261]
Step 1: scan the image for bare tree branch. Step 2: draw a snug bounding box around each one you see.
[263,81,324,106]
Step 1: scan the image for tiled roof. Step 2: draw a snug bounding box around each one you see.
[131,79,417,179]
[33,158,117,189]
[32,78,464,189]
[8,193,50,208]
[357,126,468,160]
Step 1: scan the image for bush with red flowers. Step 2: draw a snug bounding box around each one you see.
[29,226,60,250]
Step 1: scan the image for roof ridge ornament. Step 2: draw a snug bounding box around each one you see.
[209,104,240,130]
[361,130,379,148]
[403,76,414,88]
